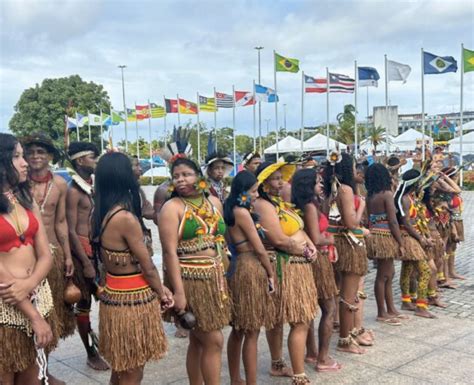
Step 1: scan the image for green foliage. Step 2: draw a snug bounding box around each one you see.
[9,75,111,150]
[366,126,386,152]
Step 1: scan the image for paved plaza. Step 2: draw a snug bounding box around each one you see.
[49,188,474,384]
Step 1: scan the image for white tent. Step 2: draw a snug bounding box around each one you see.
[455,119,474,132]
[448,131,474,154]
[392,129,432,151]
[264,135,303,154]
[303,133,347,152]
[143,166,170,177]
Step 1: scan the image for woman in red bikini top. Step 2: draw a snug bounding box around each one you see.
[0,133,55,383]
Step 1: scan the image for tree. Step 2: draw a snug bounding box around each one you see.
[235,134,253,154]
[367,126,386,152]
[9,75,111,149]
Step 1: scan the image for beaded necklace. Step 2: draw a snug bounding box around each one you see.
[3,190,26,242]
[31,171,54,214]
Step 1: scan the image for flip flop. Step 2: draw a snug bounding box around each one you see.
[316,360,342,372]
[394,314,410,320]
[376,317,401,326]
[304,356,318,364]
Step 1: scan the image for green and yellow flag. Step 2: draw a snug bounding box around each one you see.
[275,52,300,73]
[127,108,137,122]
[150,103,166,118]
[199,95,217,112]
[463,47,474,73]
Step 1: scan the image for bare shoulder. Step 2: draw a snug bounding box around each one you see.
[339,184,353,194]
[208,195,222,209]
[53,175,68,191]
[160,197,184,213]
[234,206,250,219]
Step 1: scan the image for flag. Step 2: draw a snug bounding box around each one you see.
[198,96,217,112]
[66,116,77,129]
[165,98,178,113]
[387,60,411,83]
[234,91,256,107]
[329,73,355,93]
[254,84,279,102]
[150,103,166,118]
[358,67,380,87]
[112,110,125,123]
[88,113,102,126]
[136,104,150,120]
[76,113,87,127]
[423,51,457,74]
[463,47,474,73]
[102,114,112,126]
[275,52,300,73]
[178,98,198,114]
[215,92,234,108]
[127,108,137,122]
[304,75,327,93]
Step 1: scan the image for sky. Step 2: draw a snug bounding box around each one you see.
[1,0,473,143]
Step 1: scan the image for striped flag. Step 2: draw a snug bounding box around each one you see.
[304,75,327,93]
[136,104,150,120]
[304,73,355,93]
[198,96,217,112]
[215,92,234,108]
[150,103,166,118]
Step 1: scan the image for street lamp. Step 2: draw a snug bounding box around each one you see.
[118,65,128,152]
[255,46,264,154]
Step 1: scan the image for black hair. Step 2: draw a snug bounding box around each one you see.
[356,160,369,174]
[323,152,356,196]
[256,161,275,206]
[401,169,421,194]
[0,133,32,213]
[421,185,434,214]
[67,141,99,170]
[291,168,317,211]
[243,152,261,164]
[223,170,258,227]
[365,163,392,197]
[169,157,207,199]
[91,153,145,262]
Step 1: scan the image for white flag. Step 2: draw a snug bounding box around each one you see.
[88,113,102,126]
[387,60,411,83]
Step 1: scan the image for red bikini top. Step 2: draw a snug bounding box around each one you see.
[0,209,39,252]
[319,213,329,233]
[354,195,361,210]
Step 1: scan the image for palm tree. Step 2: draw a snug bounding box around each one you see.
[367,126,385,152]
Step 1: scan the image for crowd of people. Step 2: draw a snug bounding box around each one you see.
[0,127,466,385]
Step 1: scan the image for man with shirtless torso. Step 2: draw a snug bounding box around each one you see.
[66,142,108,371]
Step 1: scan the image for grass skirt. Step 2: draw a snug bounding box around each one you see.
[0,280,59,374]
[333,236,368,276]
[48,244,76,339]
[400,230,426,261]
[179,255,231,332]
[229,252,277,331]
[312,252,338,300]
[99,280,167,372]
[277,254,318,325]
[366,231,400,260]
[426,228,445,261]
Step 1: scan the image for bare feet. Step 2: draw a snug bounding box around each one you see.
[414,308,437,319]
[269,359,293,377]
[439,280,457,289]
[304,355,318,364]
[376,317,402,326]
[401,302,416,311]
[48,373,66,385]
[230,379,246,385]
[336,337,366,354]
[315,357,342,372]
[450,273,466,280]
[355,331,374,346]
[87,353,110,371]
[428,297,448,308]
[174,326,189,338]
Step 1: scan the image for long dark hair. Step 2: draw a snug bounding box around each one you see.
[224,170,258,227]
[291,168,317,212]
[323,152,356,196]
[0,133,32,213]
[91,153,144,255]
[255,161,276,206]
[365,163,392,197]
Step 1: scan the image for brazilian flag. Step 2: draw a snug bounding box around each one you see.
[275,52,300,73]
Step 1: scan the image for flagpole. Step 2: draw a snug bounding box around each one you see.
[366,87,370,132]
[326,67,330,153]
[254,81,261,154]
[163,95,168,149]
[460,43,464,187]
[354,61,358,158]
[421,48,426,161]
[252,82,257,152]
[135,101,140,159]
[196,92,201,164]
[100,109,104,153]
[273,50,279,159]
[75,112,80,141]
[300,71,304,152]
[232,85,237,175]
[148,100,154,184]
[384,54,389,155]
[87,110,91,143]
[177,94,181,127]
[109,104,113,148]
[213,87,218,152]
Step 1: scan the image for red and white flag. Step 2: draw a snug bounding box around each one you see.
[234,91,256,107]
[304,75,327,93]
[136,104,150,120]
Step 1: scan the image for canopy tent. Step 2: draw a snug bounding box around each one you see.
[448,131,474,154]
[392,128,432,151]
[263,135,303,154]
[143,166,170,177]
[455,119,474,132]
[303,133,347,152]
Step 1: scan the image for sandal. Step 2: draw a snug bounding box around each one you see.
[376,317,401,326]
[270,358,293,377]
[292,373,311,384]
[316,360,342,372]
[336,335,366,354]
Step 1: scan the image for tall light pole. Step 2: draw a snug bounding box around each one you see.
[118,65,128,152]
[264,118,271,149]
[255,46,264,154]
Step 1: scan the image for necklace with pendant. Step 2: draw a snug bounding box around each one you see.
[3,191,26,243]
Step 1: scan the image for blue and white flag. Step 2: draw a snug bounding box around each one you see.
[254,84,279,103]
[358,67,380,87]
[76,113,88,127]
[423,51,457,74]
[66,117,77,130]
